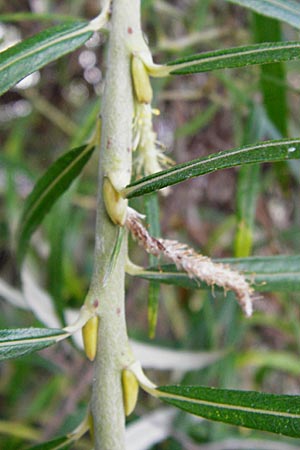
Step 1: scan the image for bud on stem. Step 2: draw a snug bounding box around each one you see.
[103,177,128,226]
[131,55,153,104]
[82,316,99,361]
[121,368,139,416]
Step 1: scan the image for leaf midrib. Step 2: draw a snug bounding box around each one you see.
[169,41,300,71]
[21,144,92,227]
[0,23,89,72]
[124,138,300,195]
[159,391,300,418]
[0,333,68,347]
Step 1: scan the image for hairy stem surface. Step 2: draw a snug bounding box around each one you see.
[90,1,143,449]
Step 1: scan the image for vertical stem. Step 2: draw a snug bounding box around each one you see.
[90,1,144,449]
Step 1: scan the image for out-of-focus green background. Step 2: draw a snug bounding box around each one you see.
[1,1,300,448]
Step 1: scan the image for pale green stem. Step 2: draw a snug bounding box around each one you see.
[89,1,145,449]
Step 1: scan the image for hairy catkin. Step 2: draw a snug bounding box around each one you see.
[125,208,253,316]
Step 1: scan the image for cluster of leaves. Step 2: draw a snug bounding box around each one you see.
[1,0,300,448]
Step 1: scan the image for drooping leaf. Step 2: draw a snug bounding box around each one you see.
[123,138,300,198]
[103,227,125,284]
[225,0,300,31]
[253,16,287,136]
[157,385,300,437]
[252,14,290,190]
[134,255,300,292]
[0,328,68,361]
[0,12,82,23]
[26,435,71,450]
[175,103,219,138]
[165,41,300,75]
[0,21,92,96]
[144,193,161,338]
[131,340,223,371]
[234,104,264,257]
[237,350,300,378]
[125,408,176,450]
[17,144,95,263]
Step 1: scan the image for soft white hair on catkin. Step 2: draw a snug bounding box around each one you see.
[125,207,253,316]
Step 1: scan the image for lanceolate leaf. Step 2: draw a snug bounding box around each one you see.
[17,144,95,263]
[27,436,71,450]
[166,41,300,75]
[123,138,300,198]
[134,255,300,292]
[253,16,287,136]
[0,21,92,96]
[144,193,161,339]
[157,385,300,437]
[0,328,68,361]
[225,0,300,31]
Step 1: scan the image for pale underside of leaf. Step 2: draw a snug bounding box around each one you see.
[225,0,300,31]
[125,408,176,450]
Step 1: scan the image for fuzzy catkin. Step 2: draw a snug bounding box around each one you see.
[126,207,253,316]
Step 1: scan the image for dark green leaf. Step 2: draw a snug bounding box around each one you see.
[123,138,300,198]
[104,227,125,283]
[0,22,92,96]
[252,14,290,190]
[234,104,263,257]
[17,144,95,263]
[253,16,287,136]
[0,328,68,361]
[134,255,300,292]
[157,384,300,437]
[27,436,71,450]
[225,0,300,31]
[166,41,300,75]
[144,193,161,338]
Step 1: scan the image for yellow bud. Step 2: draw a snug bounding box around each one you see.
[131,56,153,104]
[122,368,139,416]
[103,177,128,226]
[82,316,99,361]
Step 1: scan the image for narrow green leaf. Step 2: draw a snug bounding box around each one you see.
[166,41,300,75]
[134,255,300,292]
[144,193,161,338]
[0,13,83,23]
[17,144,95,263]
[104,227,125,283]
[234,104,263,257]
[237,350,300,377]
[175,103,219,138]
[26,435,71,450]
[253,16,287,136]
[225,0,300,31]
[234,165,260,257]
[123,138,300,198]
[0,21,92,96]
[157,384,300,437]
[0,328,68,361]
[252,14,290,190]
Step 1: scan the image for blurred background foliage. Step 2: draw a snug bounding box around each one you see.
[1,0,300,449]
